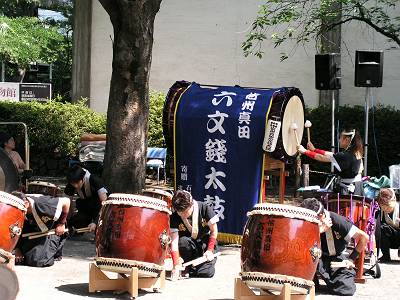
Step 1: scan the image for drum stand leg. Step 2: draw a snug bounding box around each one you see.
[89,263,165,298]
[234,277,315,300]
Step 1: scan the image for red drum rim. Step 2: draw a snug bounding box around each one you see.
[95,257,163,277]
[0,191,27,212]
[104,193,172,214]
[247,203,319,224]
[240,271,314,294]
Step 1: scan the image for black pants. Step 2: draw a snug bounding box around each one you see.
[379,223,400,259]
[178,236,217,278]
[69,198,101,228]
[20,234,66,267]
[317,255,356,296]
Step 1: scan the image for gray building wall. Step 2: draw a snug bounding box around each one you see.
[83,0,399,113]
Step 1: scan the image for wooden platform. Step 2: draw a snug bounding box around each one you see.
[88,263,165,298]
[234,277,315,300]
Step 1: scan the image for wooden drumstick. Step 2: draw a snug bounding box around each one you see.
[290,123,300,146]
[305,120,312,144]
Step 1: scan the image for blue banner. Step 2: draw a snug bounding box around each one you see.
[174,82,281,237]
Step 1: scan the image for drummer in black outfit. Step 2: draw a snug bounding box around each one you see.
[298,127,364,194]
[64,164,108,232]
[300,198,369,296]
[12,192,70,267]
[170,190,219,279]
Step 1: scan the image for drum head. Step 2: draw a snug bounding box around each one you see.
[0,149,19,193]
[281,96,304,156]
[0,266,19,300]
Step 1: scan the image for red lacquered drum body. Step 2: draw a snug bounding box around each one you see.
[0,191,26,261]
[326,194,372,231]
[241,203,321,294]
[95,193,171,277]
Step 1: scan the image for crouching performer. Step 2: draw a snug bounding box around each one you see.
[12,192,70,267]
[170,190,219,279]
[300,198,369,296]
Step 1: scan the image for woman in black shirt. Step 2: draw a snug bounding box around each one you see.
[298,127,364,193]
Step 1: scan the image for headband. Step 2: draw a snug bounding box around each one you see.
[316,201,324,215]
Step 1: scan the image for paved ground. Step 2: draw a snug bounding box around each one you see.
[12,234,400,300]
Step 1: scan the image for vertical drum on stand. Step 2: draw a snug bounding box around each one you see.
[0,191,26,263]
[241,203,321,294]
[95,194,171,277]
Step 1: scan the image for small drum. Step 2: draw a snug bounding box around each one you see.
[265,89,305,163]
[95,193,171,277]
[142,188,173,209]
[326,194,373,232]
[0,148,19,193]
[27,181,60,197]
[241,203,321,294]
[0,191,26,263]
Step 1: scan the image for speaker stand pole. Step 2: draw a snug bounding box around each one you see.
[363,87,370,176]
[331,90,335,172]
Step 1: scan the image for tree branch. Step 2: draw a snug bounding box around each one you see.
[322,15,400,46]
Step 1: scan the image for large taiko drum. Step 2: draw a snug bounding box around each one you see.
[27,181,60,197]
[95,193,171,277]
[162,82,305,163]
[162,80,191,152]
[241,203,321,294]
[0,191,26,263]
[265,88,305,163]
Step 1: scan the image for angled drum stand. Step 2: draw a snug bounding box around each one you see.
[89,263,165,298]
[234,277,315,300]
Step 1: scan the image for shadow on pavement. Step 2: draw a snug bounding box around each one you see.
[57,283,165,299]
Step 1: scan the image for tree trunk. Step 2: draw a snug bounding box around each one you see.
[99,0,162,193]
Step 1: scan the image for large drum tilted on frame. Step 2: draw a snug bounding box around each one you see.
[95,194,171,277]
[0,191,26,263]
[0,149,19,193]
[162,81,305,163]
[241,203,321,294]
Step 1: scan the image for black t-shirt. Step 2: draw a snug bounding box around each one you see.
[332,151,361,179]
[24,195,64,232]
[64,173,107,202]
[170,201,218,240]
[321,211,357,257]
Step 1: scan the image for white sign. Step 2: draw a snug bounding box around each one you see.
[263,119,281,152]
[0,82,19,102]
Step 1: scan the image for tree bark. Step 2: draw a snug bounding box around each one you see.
[99,0,162,193]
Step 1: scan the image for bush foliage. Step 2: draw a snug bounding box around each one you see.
[0,91,167,159]
[303,104,400,181]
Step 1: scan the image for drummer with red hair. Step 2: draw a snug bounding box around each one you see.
[300,198,369,296]
[170,190,219,279]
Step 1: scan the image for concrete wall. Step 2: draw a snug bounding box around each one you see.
[87,0,400,113]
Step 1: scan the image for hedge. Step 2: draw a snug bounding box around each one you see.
[303,104,400,183]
